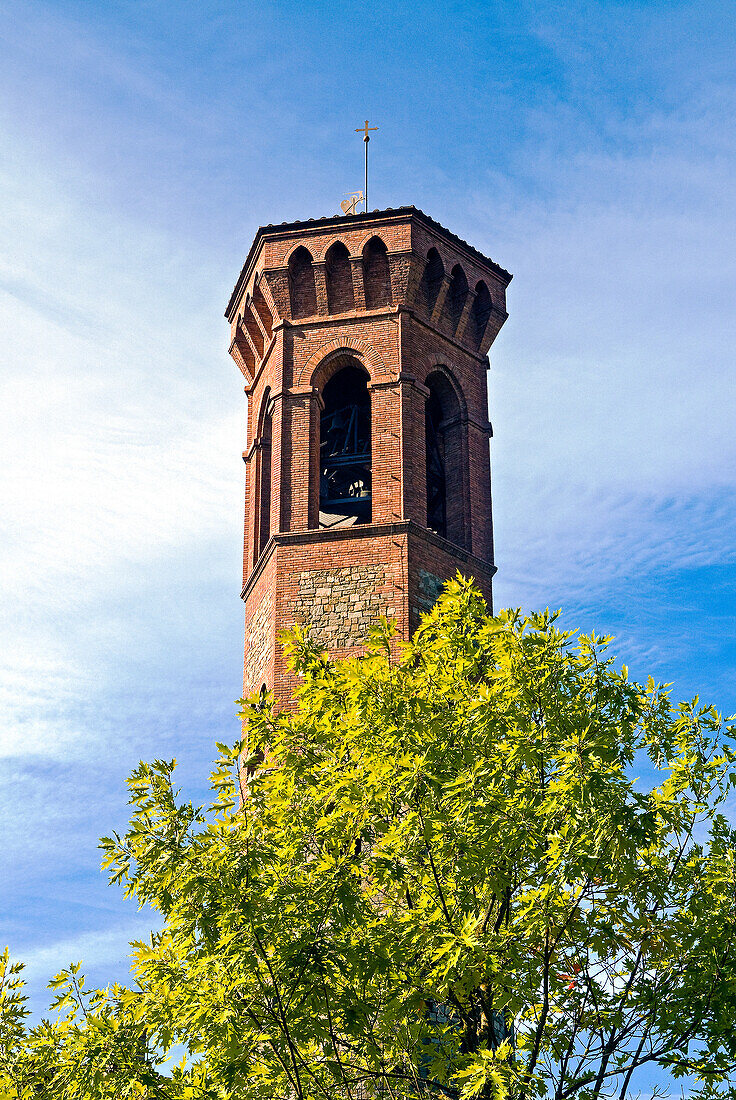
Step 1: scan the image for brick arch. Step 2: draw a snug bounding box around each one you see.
[432,244,456,271]
[352,229,391,258]
[283,241,315,266]
[299,338,388,389]
[424,363,468,417]
[313,236,351,262]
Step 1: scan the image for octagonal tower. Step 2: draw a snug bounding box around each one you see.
[225,206,511,702]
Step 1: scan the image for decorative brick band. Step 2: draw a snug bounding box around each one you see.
[240,521,496,602]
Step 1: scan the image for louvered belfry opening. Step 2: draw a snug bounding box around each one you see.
[319,362,372,528]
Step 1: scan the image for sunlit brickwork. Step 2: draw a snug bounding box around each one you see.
[226,206,511,704]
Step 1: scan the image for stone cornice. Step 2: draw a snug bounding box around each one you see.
[240,520,496,602]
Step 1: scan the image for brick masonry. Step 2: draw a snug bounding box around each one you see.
[228,206,511,705]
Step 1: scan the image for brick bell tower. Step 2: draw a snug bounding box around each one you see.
[225,206,511,702]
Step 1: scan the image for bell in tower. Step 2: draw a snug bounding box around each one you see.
[319,363,372,528]
[225,206,511,703]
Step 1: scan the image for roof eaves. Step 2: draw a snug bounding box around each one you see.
[225,205,512,320]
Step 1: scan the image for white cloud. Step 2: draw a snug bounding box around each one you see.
[14,921,158,1005]
[0,117,246,762]
[0,3,733,1068]
[493,481,736,607]
[455,72,736,632]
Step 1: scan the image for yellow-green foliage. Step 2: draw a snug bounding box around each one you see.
[3,579,736,1099]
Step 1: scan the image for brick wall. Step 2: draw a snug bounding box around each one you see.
[229,208,510,705]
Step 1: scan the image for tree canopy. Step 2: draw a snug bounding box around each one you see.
[3,578,736,1099]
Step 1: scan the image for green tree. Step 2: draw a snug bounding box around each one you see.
[3,578,736,1098]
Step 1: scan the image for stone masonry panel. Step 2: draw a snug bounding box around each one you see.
[244,588,274,694]
[293,565,395,649]
[413,568,445,617]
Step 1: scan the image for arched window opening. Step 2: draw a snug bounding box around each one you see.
[363,237,391,309]
[256,395,273,559]
[425,388,447,539]
[325,241,355,314]
[447,264,469,335]
[471,281,492,349]
[425,371,466,547]
[288,246,317,319]
[319,363,371,528]
[420,248,444,316]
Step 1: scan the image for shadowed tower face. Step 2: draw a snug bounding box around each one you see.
[226,206,511,703]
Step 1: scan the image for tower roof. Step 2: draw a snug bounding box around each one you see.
[225,205,512,320]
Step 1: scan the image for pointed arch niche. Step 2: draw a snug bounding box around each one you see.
[446,264,469,335]
[425,370,467,547]
[288,246,317,319]
[470,281,492,350]
[325,241,355,314]
[420,247,444,316]
[362,236,391,309]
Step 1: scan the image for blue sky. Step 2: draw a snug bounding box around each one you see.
[1,0,735,1070]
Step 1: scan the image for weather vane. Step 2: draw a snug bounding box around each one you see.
[355,120,378,212]
[340,191,364,216]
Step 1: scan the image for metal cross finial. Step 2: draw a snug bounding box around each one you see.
[356,120,378,141]
[355,120,378,212]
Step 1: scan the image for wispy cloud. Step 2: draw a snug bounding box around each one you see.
[0,118,245,763]
[2,0,735,1036]
[10,919,159,1020]
[17,922,155,986]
